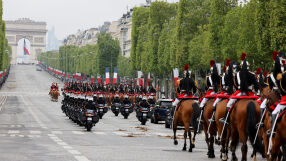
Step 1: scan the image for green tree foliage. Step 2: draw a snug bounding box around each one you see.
[0,0,11,71]
[38,33,121,77]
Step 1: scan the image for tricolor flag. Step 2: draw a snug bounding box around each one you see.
[76,73,81,80]
[137,71,143,86]
[91,76,95,83]
[113,68,118,84]
[105,67,110,85]
[23,39,30,55]
[173,68,179,86]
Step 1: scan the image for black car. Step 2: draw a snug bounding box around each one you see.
[151,99,173,124]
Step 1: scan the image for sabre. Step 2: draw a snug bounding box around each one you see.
[219,111,229,142]
[267,112,279,155]
[207,112,215,134]
[197,110,203,133]
[254,108,266,144]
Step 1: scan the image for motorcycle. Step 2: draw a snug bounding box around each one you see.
[97,104,108,119]
[136,106,152,125]
[120,104,133,119]
[111,103,121,116]
[83,109,99,131]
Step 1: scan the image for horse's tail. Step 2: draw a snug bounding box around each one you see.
[191,102,200,133]
[246,101,265,155]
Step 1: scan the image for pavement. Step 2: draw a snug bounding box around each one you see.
[0,65,266,161]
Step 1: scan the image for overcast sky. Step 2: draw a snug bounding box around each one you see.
[3,0,179,40]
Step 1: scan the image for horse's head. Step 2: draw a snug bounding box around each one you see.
[266,90,281,112]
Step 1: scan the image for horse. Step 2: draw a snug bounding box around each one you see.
[215,99,229,161]
[49,90,60,102]
[228,99,265,161]
[173,99,200,152]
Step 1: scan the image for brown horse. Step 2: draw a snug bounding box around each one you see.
[173,99,200,152]
[49,90,60,102]
[270,111,286,161]
[202,99,217,158]
[228,99,264,161]
[215,99,229,161]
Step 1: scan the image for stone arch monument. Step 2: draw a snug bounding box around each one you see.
[5,18,47,64]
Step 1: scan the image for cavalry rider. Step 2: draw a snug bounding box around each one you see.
[122,95,130,105]
[221,53,259,124]
[172,64,196,108]
[210,59,233,122]
[268,53,286,136]
[199,60,220,119]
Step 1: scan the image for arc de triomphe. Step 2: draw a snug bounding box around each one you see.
[5,18,47,64]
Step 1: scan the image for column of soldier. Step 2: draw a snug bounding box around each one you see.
[172,51,286,160]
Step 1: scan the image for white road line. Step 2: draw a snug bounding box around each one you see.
[68,150,81,155]
[10,134,15,137]
[74,156,90,161]
[63,146,73,149]
[8,130,19,134]
[93,132,106,135]
[51,131,63,134]
[47,134,56,137]
[72,131,84,135]
[57,142,68,146]
[30,131,41,134]
[19,135,24,137]
[10,125,15,128]
[113,131,128,136]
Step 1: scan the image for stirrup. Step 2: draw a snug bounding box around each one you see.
[208,118,215,123]
[266,130,276,138]
[256,123,264,129]
[219,118,228,125]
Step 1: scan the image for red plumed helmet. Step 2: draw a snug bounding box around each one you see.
[273,51,279,61]
[282,59,286,65]
[184,64,189,71]
[256,68,262,75]
[210,60,216,67]
[263,71,269,77]
[240,52,247,61]
[225,59,231,67]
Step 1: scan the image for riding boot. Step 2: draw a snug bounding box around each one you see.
[219,107,230,124]
[267,114,277,137]
[209,105,216,123]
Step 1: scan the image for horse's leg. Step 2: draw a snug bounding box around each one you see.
[241,143,248,161]
[183,129,187,151]
[188,128,193,152]
[208,134,215,158]
[270,136,280,161]
[230,129,239,161]
[173,117,178,145]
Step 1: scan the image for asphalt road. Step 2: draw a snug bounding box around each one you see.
[0,65,266,161]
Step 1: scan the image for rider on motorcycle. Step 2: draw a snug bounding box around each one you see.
[139,96,149,108]
[113,94,121,104]
[123,95,130,105]
[97,94,105,105]
[148,96,155,105]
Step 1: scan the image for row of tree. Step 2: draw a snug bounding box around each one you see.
[38,33,129,77]
[131,0,286,78]
[0,0,11,71]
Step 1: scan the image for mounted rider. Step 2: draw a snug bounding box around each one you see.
[268,52,286,136]
[221,52,259,124]
[198,60,220,122]
[172,65,197,108]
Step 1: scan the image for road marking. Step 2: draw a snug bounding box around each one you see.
[113,131,128,136]
[10,125,15,128]
[72,131,84,135]
[74,156,90,161]
[93,132,106,135]
[68,150,81,155]
[30,131,41,134]
[19,135,24,137]
[48,134,56,137]
[10,134,15,137]
[63,146,73,149]
[8,130,19,134]
[51,131,63,134]
[57,142,68,146]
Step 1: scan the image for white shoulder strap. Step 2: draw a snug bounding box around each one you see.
[270,74,278,87]
[209,76,213,86]
[222,75,225,86]
[237,72,241,86]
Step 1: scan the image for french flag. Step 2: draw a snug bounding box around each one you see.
[113,68,118,84]
[91,76,95,83]
[23,39,30,55]
[105,67,110,85]
[76,73,81,80]
[137,71,143,86]
[173,68,179,86]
